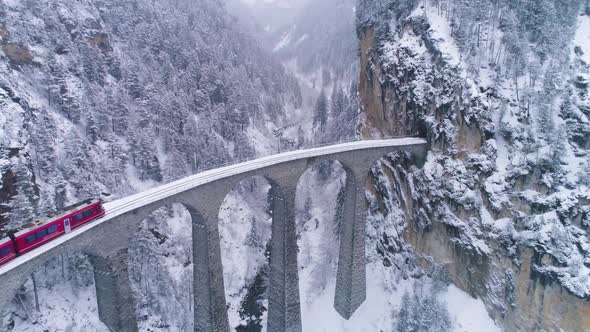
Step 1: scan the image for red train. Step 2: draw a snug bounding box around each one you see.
[0,199,105,268]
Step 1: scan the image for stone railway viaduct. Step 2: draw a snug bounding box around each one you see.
[0,138,427,332]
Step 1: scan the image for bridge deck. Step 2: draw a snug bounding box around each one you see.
[0,137,426,275]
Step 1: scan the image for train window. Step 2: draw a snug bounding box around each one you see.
[25,234,36,244]
[73,212,84,222]
[37,228,48,239]
[0,246,11,258]
[73,209,95,223]
[48,224,58,234]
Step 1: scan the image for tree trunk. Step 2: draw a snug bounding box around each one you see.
[31,273,40,312]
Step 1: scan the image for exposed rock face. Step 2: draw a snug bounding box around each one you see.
[358,1,590,330]
[402,207,590,331]
[367,150,590,331]
[358,29,424,139]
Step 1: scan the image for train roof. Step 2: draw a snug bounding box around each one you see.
[13,199,101,238]
[0,237,11,246]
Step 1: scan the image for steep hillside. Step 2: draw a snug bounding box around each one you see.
[358,0,590,330]
[0,0,301,330]
[268,0,360,144]
[270,0,357,80]
[0,0,301,236]
[228,0,360,151]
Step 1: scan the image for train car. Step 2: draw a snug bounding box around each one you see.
[12,199,105,256]
[0,237,16,267]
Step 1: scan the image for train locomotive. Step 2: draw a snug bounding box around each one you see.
[0,199,105,268]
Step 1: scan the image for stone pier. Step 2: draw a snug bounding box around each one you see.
[92,249,138,332]
[334,165,368,319]
[266,180,302,332]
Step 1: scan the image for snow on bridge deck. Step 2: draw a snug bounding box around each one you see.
[0,137,426,275]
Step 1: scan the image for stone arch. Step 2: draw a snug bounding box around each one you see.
[127,202,200,332]
[1,249,112,331]
[215,173,303,332]
[218,176,273,331]
[294,159,367,324]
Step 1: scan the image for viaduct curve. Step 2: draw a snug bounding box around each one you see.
[0,137,427,332]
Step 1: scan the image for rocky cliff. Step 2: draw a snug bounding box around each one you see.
[358,0,590,330]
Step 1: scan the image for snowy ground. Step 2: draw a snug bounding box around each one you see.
[7,254,108,332]
[294,161,499,332]
[295,261,499,332]
[295,161,345,330]
[575,14,590,65]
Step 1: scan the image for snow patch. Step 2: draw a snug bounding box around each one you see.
[574,15,590,65]
[444,285,501,332]
[273,31,291,52]
[410,5,462,67]
[295,34,308,45]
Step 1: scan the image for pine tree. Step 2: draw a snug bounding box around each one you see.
[330,86,346,117]
[417,294,434,331]
[427,293,451,332]
[62,87,82,123]
[313,90,328,131]
[300,197,313,223]
[396,291,413,332]
[409,291,421,332]
[63,131,98,199]
[538,64,560,138]
[245,217,261,248]
[162,150,188,182]
[193,89,210,113]
[38,187,56,217]
[551,126,568,168]
[32,112,57,177]
[81,45,99,84]
[126,66,143,100]
[322,67,331,86]
[47,55,65,107]
[47,56,83,123]
[431,265,451,294]
[107,89,129,136]
[131,132,162,182]
[54,176,67,211]
[560,88,590,148]
[86,113,99,144]
[5,190,36,229]
[4,159,38,229]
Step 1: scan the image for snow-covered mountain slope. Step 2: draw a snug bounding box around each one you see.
[269,0,357,78]
[231,0,361,149]
[0,0,303,330]
[358,0,590,330]
[229,0,311,35]
[3,0,588,330]
[0,0,302,233]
